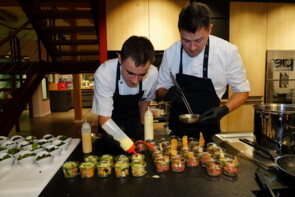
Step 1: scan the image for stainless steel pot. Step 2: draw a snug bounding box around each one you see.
[254,103,295,154]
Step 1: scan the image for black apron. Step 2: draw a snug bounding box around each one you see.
[110,61,144,140]
[169,39,221,142]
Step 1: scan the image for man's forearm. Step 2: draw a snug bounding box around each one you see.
[225,92,249,113]
[98,115,111,127]
[156,88,168,100]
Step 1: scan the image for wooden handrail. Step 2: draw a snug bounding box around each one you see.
[0,21,30,46]
[0,62,46,136]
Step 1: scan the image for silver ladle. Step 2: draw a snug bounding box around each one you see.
[170,72,200,124]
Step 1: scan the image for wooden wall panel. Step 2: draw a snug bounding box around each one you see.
[226,2,267,132]
[149,0,188,50]
[106,0,187,50]
[227,104,254,132]
[267,3,295,50]
[220,115,228,132]
[230,2,267,97]
[106,0,149,50]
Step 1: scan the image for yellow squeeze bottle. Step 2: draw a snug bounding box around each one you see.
[81,119,92,153]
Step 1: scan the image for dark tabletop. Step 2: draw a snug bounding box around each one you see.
[39,138,262,197]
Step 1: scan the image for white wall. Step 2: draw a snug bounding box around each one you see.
[32,83,51,117]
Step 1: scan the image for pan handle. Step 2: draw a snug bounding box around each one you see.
[239,138,279,159]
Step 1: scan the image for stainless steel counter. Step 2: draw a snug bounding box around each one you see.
[214,132,255,157]
[213,132,275,167]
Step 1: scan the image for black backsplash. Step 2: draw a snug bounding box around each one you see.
[191,0,229,41]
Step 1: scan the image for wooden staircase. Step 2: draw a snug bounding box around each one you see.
[0,0,107,136]
[17,0,102,72]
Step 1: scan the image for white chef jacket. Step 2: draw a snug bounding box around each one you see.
[92,58,158,117]
[156,35,251,99]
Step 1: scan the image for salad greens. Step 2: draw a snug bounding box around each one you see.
[58,136,68,141]
[36,153,52,161]
[7,148,21,155]
[0,154,12,161]
[0,147,7,151]
[17,152,36,160]
[45,146,57,152]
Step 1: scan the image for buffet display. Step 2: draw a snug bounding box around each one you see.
[0,134,80,197]
[60,134,239,181]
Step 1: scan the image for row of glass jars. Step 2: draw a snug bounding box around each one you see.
[62,153,147,179]
[146,138,238,176]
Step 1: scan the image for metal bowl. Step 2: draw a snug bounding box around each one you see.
[178,114,200,124]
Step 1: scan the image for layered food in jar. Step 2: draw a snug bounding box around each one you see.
[223,159,238,176]
[155,156,170,173]
[79,162,95,178]
[171,156,185,172]
[114,160,129,178]
[62,161,79,178]
[96,160,112,177]
[184,152,199,167]
[131,159,147,177]
[84,155,100,165]
[206,160,222,176]
[200,152,212,167]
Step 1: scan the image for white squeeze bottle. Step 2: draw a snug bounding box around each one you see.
[81,119,92,153]
[144,107,154,140]
[102,119,137,155]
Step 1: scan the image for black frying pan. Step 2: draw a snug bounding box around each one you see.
[239,138,295,181]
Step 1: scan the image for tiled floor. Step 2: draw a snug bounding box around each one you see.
[9,108,99,139]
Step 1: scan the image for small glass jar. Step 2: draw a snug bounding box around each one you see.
[149,145,160,155]
[192,146,204,156]
[131,159,147,177]
[130,153,145,161]
[146,140,157,154]
[161,140,170,147]
[219,153,234,165]
[79,162,95,179]
[114,160,129,178]
[206,160,222,176]
[155,156,170,173]
[62,161,79,178]
[116,154,129,162]
[100,154,114,167]
[159,137,167,143]
[96,160,112,178]
[184,152,200,167]
[223,159,238,176]
[84,155,100,165]
[152,150,163,159]
[177,139,182,149]
[200,152,212,167]
[188,140,199,148]
[135,141,146,152]
[206,142,217,154]
[212,147,223,160]
[171,156,186,172]
[164,146,172,157]
[180,146,190,155]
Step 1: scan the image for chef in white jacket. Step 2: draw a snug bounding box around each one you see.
[92,36,158,145]
[156,3,250,142]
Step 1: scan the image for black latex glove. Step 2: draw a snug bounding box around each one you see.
[198,105,229,125]
[165,86,182,103]
[102,132,120,148]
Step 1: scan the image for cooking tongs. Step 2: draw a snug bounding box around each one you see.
[169,72,193,114]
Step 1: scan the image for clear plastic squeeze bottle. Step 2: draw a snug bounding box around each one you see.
[144,107,154,140]
[102,119,138,155]
[81,119,92,153]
